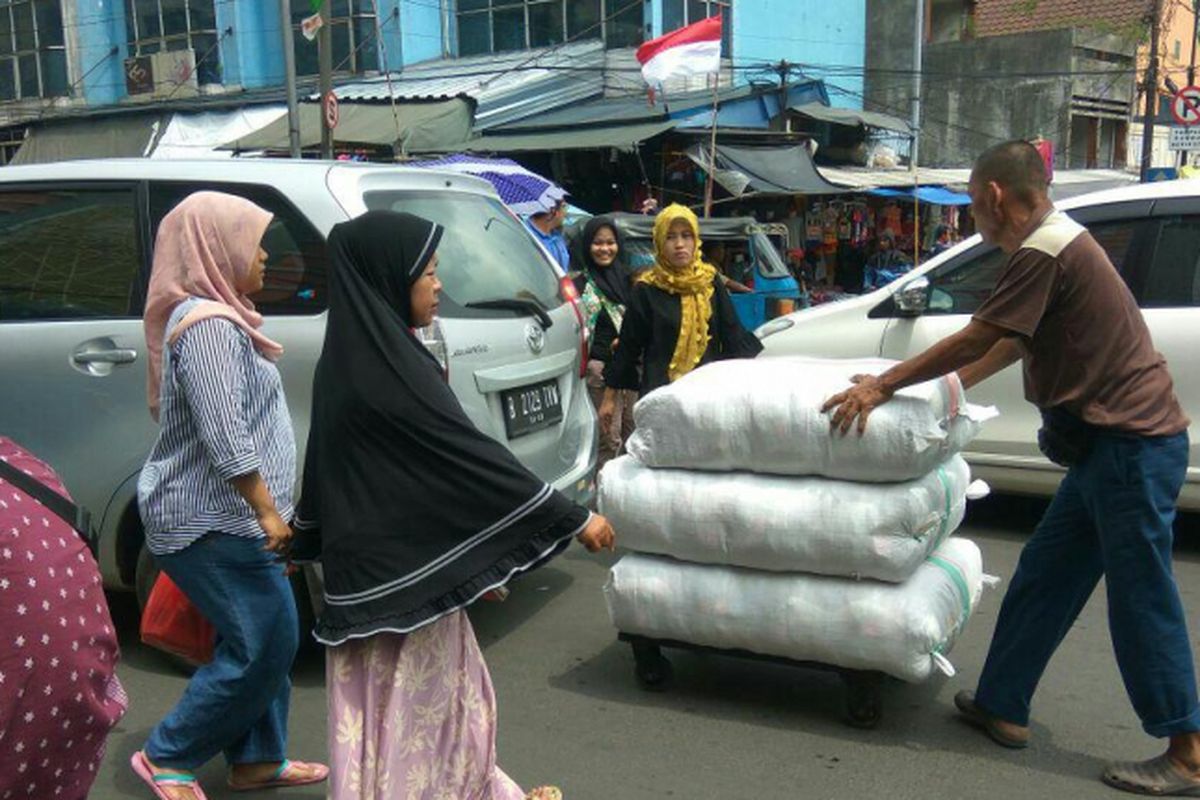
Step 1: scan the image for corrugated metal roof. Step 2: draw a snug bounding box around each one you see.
[422,120,678,153]
[494,80,828,133]
[816,165,1137,194]
[329,40,606,130]
[816,165,973,189]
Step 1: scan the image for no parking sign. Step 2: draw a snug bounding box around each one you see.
[1171,86,1200,126]
[323,90,339,131]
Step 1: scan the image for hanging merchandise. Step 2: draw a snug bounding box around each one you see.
[881,202,901,236]
[806,202,824,242]
[837,204,852,241]
[822,204,839,251]
[849,207,864,246]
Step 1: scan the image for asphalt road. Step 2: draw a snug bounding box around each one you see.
[91,496,1200,800]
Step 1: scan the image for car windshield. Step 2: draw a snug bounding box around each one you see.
[363,191,563,318]
[751,233,791,279]
[623,239,657,270]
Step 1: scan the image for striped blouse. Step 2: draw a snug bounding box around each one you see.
[138,297,296,556]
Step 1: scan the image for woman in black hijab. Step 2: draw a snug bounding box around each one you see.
[293,210,615,800]
[574,216,639,469]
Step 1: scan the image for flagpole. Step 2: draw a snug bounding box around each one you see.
[704,71,719,217]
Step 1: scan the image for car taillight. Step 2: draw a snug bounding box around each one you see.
[559,276,588,378]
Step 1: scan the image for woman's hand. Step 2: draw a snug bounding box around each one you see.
[258,509,294,555]
[598,388,617,431]
[576,514,616,553]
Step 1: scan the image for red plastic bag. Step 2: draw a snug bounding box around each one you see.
[140,572,216,665]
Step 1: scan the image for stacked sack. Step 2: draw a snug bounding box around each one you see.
[601,356,998,683]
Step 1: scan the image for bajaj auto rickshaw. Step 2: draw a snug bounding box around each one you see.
[580,213,802,332]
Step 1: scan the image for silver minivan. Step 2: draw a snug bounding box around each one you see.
[0,159,598,609]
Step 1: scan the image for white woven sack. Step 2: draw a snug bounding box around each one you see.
[604,537,990,683]
[626,357,998,482]
[598,454,988,582]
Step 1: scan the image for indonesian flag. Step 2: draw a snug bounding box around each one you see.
[636,15,723,88]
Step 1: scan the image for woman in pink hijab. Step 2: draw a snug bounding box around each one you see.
[132,192,327,800]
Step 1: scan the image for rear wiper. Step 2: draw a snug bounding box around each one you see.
[465,298,553,329]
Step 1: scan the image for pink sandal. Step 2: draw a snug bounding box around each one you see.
[130,750,208,800]
[228,758,330,791]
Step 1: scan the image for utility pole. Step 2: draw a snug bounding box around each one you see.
[910,0,923,172]
[1185,0,1199,167]
[1191,0,1199,86]
[1141,0,1163,182]
[318,0,333,160]
[280,0,301,159]
[911,0,924,266]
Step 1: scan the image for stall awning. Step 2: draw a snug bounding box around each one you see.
[687,143,849,196]
[153,106,287,159]
[10,112,167,164]
[789,102,913,135]
[870,185,972,205]
[220,98,473,153]
[434,120,677,153]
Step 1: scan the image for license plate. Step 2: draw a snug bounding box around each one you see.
[502,379,563,439]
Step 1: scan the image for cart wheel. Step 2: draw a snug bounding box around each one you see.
[842,671,884,729]
[630,640,673,690]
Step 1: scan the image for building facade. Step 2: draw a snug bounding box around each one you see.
[866,0,1147,169]
[2,0,865,126]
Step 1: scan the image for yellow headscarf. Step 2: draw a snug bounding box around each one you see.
[637,204,718,382]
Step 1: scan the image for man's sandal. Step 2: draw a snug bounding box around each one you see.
[1103,755,1200,797]
[227,759,330,792]
[131,750,209,800]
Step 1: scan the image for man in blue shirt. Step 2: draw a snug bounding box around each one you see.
[524,200,570,272]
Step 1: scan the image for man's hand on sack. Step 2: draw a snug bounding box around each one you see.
[822,374,895,436]
[577,514,616,553]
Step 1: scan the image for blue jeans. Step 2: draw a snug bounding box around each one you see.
[146,532,299,769]
[975,431,1199,737]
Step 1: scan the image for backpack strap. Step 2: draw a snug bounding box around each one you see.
[0,458,93,543]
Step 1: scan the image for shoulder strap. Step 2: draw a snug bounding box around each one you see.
[0,458,93,540]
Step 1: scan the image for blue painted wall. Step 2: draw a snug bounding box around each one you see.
[56,2,865,110]
[392,0,445,66]
[222,1,285,89]
[74,0,126,106]
[59,0,442,109]
[730,0,865,109]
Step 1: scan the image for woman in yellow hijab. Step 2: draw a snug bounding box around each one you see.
[599,204,761,423]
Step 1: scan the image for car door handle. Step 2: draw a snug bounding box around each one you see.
[72,348,138,365]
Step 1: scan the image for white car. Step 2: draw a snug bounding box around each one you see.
[757,181,1199,511]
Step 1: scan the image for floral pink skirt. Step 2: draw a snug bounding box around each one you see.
[327,610,527,800]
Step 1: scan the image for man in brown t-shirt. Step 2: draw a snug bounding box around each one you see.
[824,141,1196,796]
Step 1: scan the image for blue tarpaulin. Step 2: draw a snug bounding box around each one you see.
[870,185,972,205]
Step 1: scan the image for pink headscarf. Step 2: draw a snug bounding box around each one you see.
[144,191,284,420]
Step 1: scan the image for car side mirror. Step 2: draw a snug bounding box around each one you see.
[894,276,930,317]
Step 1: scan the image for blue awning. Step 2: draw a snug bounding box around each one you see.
[870,185,971,205]
[673,80,831,130]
